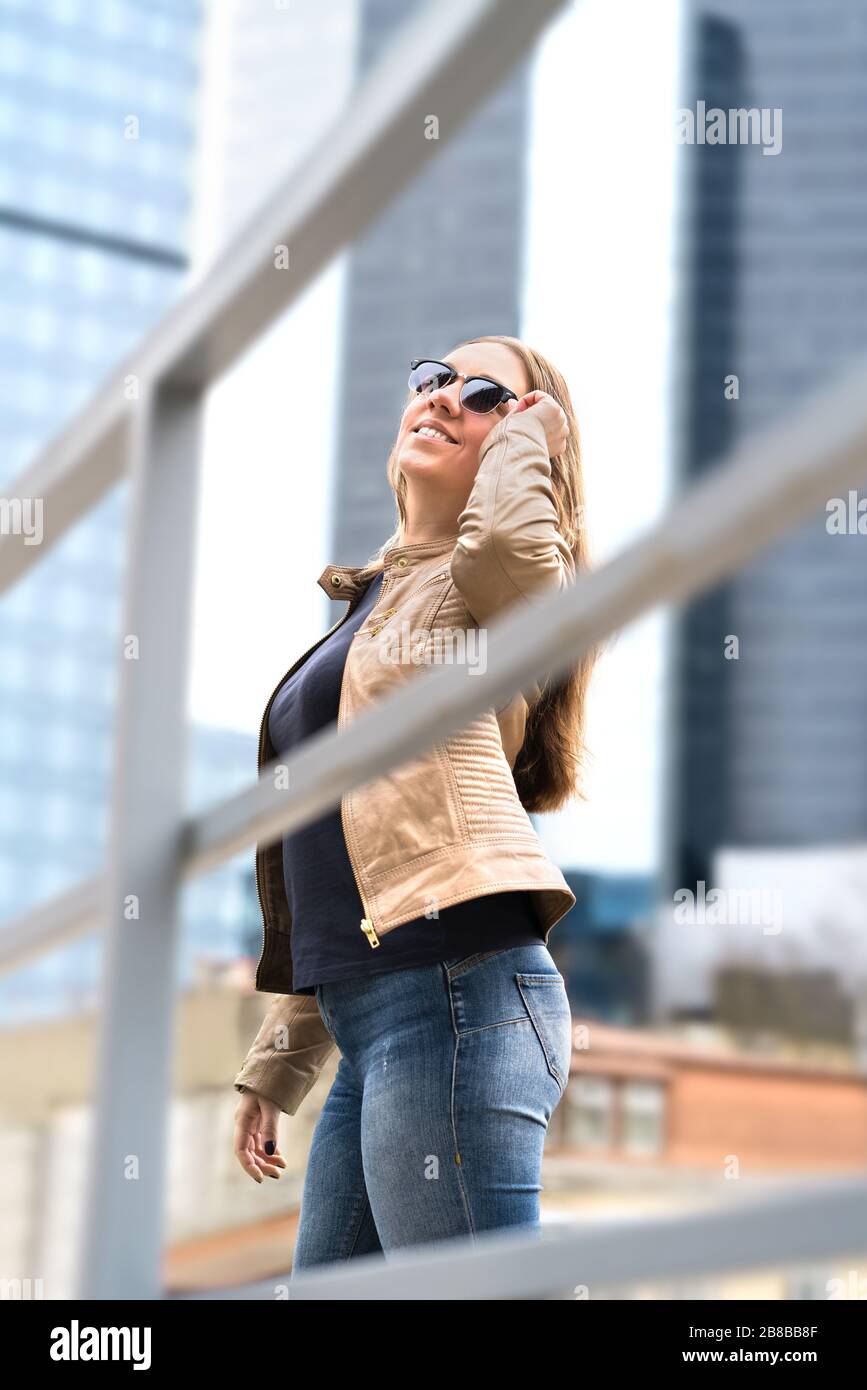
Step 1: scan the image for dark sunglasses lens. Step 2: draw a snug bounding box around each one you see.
[460,378,503,414]
[409,361,452,394]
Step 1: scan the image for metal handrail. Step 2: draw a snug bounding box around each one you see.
[173,1173,867,1301]
[2,0,866,1300]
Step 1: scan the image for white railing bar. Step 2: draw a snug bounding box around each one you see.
[0,874,103,978]
[173,1173,867,1300]
[77,383,205,1300]
[0,0,568,594]
[3,350,867,973]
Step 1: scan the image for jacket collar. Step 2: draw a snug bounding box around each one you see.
[318,532,459,600]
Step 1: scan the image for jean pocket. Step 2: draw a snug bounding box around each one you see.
[442,945,517,978]
[515,973,572,1096]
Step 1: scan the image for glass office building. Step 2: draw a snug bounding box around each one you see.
[672,0,867,887]
[0,0,205,1017]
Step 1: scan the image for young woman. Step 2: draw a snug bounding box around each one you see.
[232,335,596,1268]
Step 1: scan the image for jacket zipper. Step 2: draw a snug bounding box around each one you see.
[360,606,398,637]
[345,569,406,945]
[253,589,366,942]
[339,569,448,941]
[358,571,448,638]
[337,637,380,948]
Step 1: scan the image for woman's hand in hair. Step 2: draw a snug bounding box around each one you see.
[507,390,569,459]
[233,1088,288,1183]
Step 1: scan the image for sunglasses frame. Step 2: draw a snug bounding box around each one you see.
[408,358,519,415]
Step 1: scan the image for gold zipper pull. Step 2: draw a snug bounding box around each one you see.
[360,917,380,948]
[360,607,399,638]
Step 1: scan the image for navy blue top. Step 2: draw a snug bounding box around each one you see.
[268,570,542,993]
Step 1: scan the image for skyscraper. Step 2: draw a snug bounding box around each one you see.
[670,0,867,892]
[0,0,203,1009]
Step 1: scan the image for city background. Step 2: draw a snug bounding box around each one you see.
[1,0,866,1299]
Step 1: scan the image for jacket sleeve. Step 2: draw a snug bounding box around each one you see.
[233,992,337,1116]
[449,409,575,628]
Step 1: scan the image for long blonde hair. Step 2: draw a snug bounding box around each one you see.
[356,335,598,813]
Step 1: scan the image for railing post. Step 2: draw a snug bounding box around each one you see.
[76,382,202,1300]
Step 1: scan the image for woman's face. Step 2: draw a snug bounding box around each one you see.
[395,343,530,496]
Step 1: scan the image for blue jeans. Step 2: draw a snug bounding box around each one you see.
[291,941,572,1272]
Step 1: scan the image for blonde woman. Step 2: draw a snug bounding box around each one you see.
[233,336,596,1270]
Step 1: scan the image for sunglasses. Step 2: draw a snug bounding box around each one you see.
[408,358,519,415]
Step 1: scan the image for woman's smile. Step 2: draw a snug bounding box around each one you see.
[412,421,459,445]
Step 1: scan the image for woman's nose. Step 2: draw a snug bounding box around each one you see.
[426,383,460,413]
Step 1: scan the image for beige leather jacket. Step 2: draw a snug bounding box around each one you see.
[233,408,577,1114]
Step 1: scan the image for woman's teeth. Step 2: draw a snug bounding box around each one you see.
[416,427,456,443]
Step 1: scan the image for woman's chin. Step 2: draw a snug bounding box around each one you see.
[399,447,450,474]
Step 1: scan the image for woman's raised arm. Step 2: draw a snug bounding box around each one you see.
[449,401,575,627]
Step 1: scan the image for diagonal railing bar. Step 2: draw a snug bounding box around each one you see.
[173,1173,867,1300]
[0,0,568,593]
[0,874,103,979]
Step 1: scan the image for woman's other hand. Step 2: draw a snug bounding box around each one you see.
[507,390,569,458]
[233,1089,288,1183]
